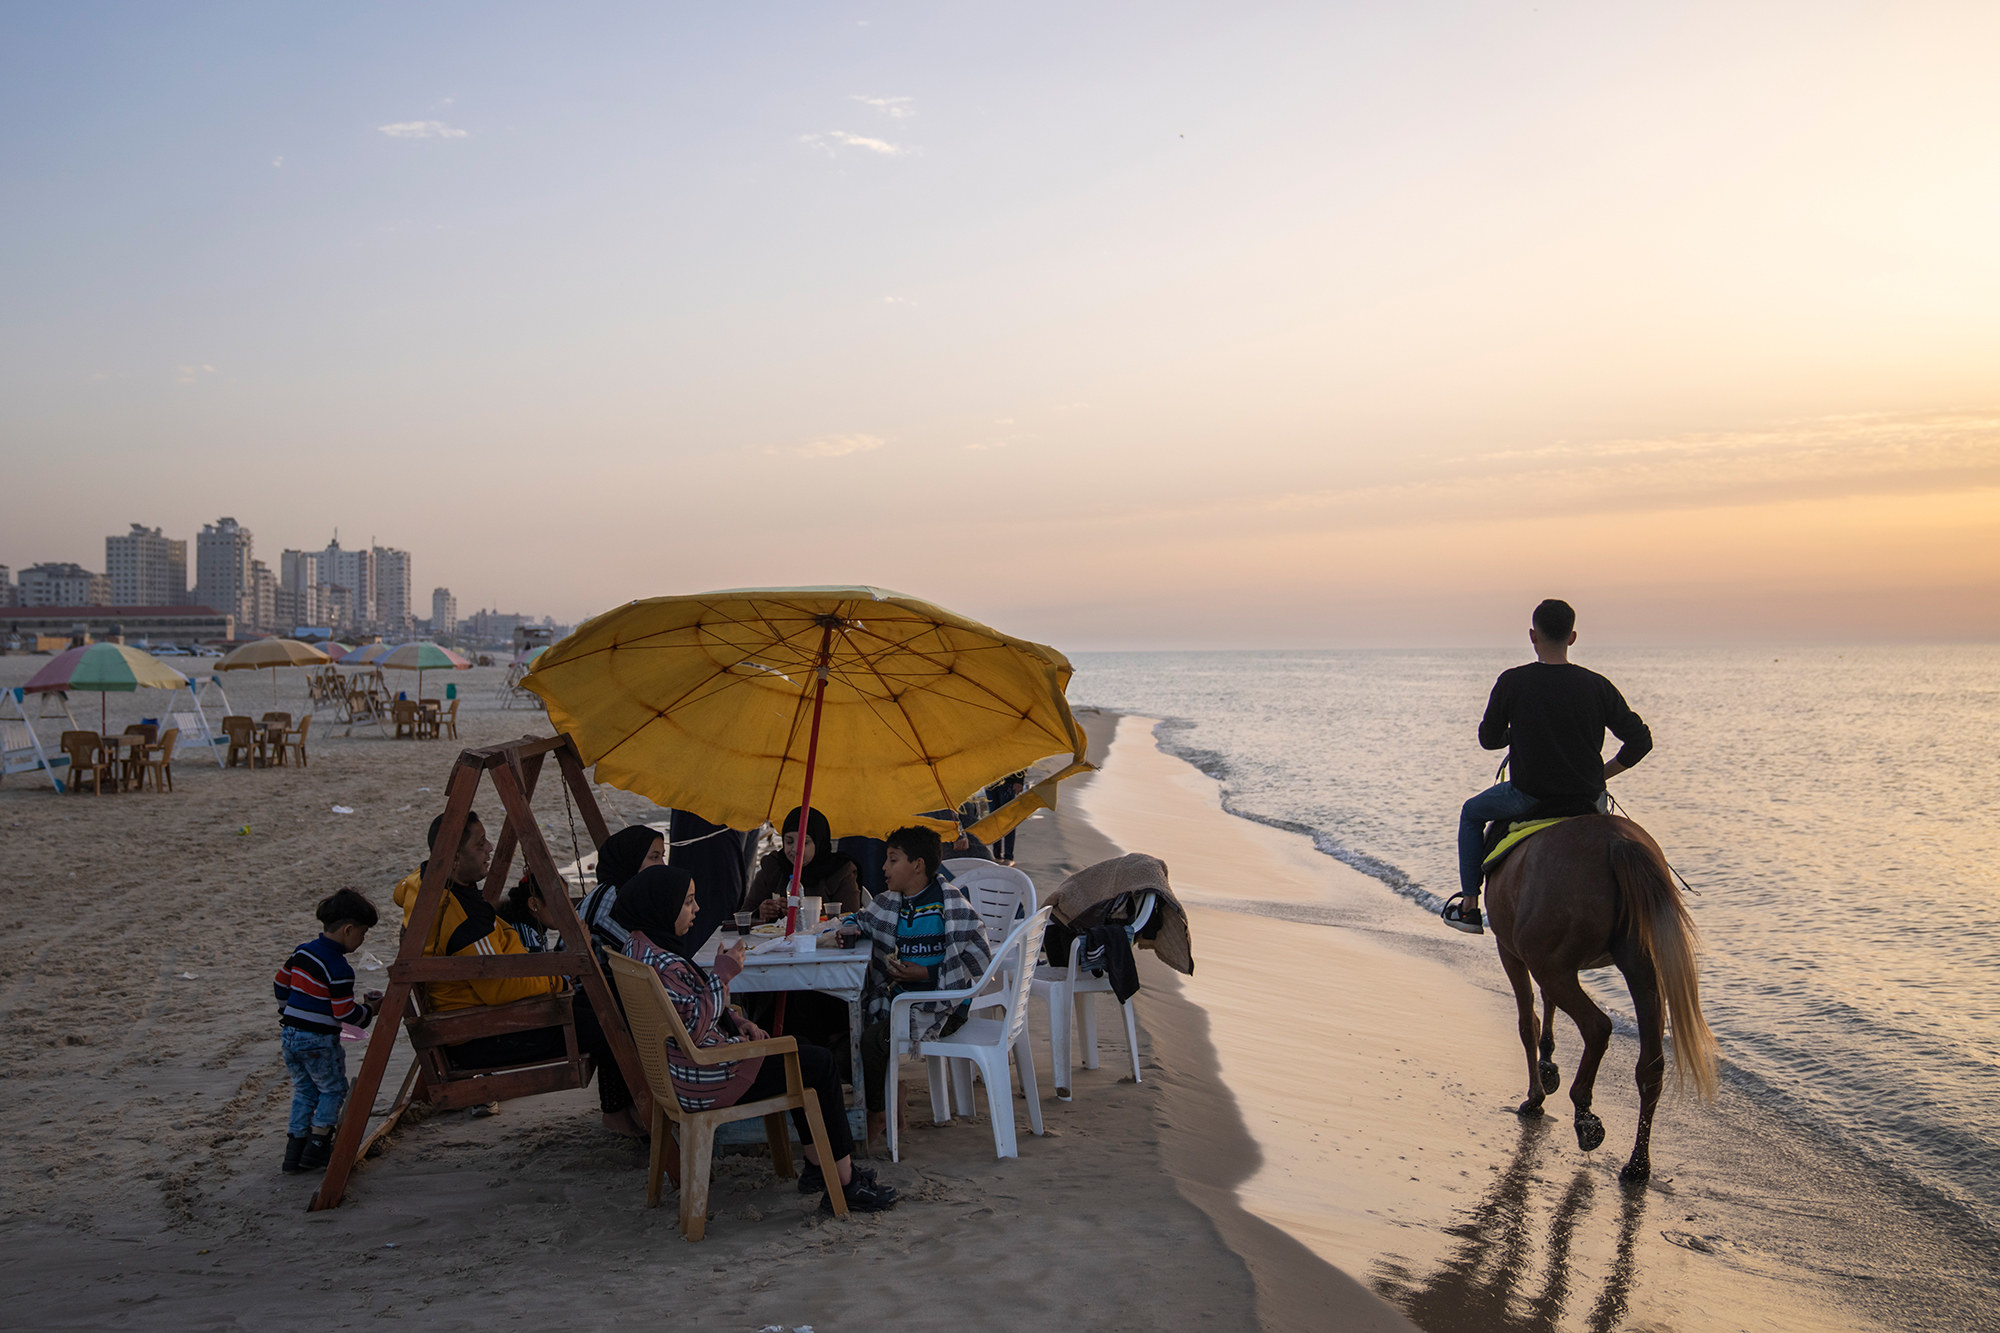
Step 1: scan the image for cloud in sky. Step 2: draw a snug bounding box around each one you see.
[377,120,469,139]
[272,155,284,168]
[174,364,217,385]
[799,130,906,157]
[850,95,914,118]
[771,433,886,459]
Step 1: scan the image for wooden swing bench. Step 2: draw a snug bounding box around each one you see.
[310,733,652,1211]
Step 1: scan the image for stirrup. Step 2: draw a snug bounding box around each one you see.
[1441,893,1485,935]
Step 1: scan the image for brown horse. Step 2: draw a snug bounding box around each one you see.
[1484,814,1718,1181]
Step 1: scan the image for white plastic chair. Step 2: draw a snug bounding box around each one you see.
[1032,891,1155,1101]
[886,906,1052,1162]
[943,858,1037,944]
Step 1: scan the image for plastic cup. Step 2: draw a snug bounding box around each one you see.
[734,911,753,934]
[801,895,823,924]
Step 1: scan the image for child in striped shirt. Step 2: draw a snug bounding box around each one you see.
[272,889,381,1174]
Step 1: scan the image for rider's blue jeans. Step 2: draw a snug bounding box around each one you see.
[1457,782,1543,899]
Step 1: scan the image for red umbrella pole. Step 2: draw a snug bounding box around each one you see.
[784,625,837,938]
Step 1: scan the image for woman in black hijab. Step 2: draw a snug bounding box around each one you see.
[746,807,864,922]
[613,866,894,1214]
[669,808,748,951]
[577,824,666,961]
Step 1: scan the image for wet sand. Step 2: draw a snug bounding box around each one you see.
[1077,715,1999,1333]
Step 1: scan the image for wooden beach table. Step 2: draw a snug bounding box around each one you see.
[693,931,870,1142]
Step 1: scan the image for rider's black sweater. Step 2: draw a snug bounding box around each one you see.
[1478,661,1652,800]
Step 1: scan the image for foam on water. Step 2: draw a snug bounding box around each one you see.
[1072,646,2000,1238]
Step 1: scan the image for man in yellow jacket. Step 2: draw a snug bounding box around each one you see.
[392,810,562,1012]
[392,810,642,1136]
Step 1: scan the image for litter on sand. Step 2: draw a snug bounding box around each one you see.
[331,805,355,814]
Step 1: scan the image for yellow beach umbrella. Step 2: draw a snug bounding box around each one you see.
[214,637,332,707]
[525,587,1091,926]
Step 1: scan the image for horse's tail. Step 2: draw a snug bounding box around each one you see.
[1608,835,1719,1100]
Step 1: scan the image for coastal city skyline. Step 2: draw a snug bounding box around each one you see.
[4,5,1994,649]
[0,513,561,647]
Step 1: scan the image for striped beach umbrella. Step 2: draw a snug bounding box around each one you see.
[23,642,190,731]
[379,640,472,698]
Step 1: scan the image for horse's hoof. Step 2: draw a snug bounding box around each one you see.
[1575,1111,1605,1152]
[1539,1060,1561,1095]
[1515,1099,1545,1118]
[1619,1160,1651,1184]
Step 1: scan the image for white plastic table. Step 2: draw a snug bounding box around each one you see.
[696,932,871,1138]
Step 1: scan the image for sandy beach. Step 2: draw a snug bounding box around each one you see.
[0,663,1412,1332]
[5,660,1988,1331]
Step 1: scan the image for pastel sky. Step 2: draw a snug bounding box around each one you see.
[4,2,1997,648]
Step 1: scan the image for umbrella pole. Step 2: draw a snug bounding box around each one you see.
[784,626,836,938]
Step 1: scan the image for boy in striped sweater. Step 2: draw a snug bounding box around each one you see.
[273,889,382,1174]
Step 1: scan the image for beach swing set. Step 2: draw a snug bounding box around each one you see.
[1,687,72,790]
[310,733,653,1211]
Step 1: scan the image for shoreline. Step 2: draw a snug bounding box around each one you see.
[1071,711,1997,1333]
[1013,707,1418,1333]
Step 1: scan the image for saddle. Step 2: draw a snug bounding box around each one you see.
[1480,793,1604,879]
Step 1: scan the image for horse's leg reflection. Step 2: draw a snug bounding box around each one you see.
[1371,1117,1551,1329]
[1527,1171,1594,1327]
[1585,1171,1648,1333]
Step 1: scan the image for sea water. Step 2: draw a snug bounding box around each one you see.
[1069,646,2000,1239]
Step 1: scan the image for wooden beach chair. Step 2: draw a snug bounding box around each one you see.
[605,953,846,1239]
[311,734,651,1212]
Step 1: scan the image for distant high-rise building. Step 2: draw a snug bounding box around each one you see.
[280,549,323,628]
[320,538,376,627]
[19,562,111,607]
[196,517,255,623]
[432,587,457,641]
[0,564,15,608]
[249,559,277,635]
[323,584,355,631]
[375,546,413,635]
[106,524,188,607]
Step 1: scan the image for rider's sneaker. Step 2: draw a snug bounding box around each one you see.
[1441,895,1485,935]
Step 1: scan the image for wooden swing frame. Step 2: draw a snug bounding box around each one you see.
[310,732,653,1211]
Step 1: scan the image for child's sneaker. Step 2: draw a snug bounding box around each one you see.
[300,1133,333,1170]
[281,1135,309,1174]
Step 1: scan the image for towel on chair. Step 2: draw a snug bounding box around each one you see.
[1044,853,1193,976]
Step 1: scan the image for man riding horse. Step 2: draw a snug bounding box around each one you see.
[1444,598,1653,935]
